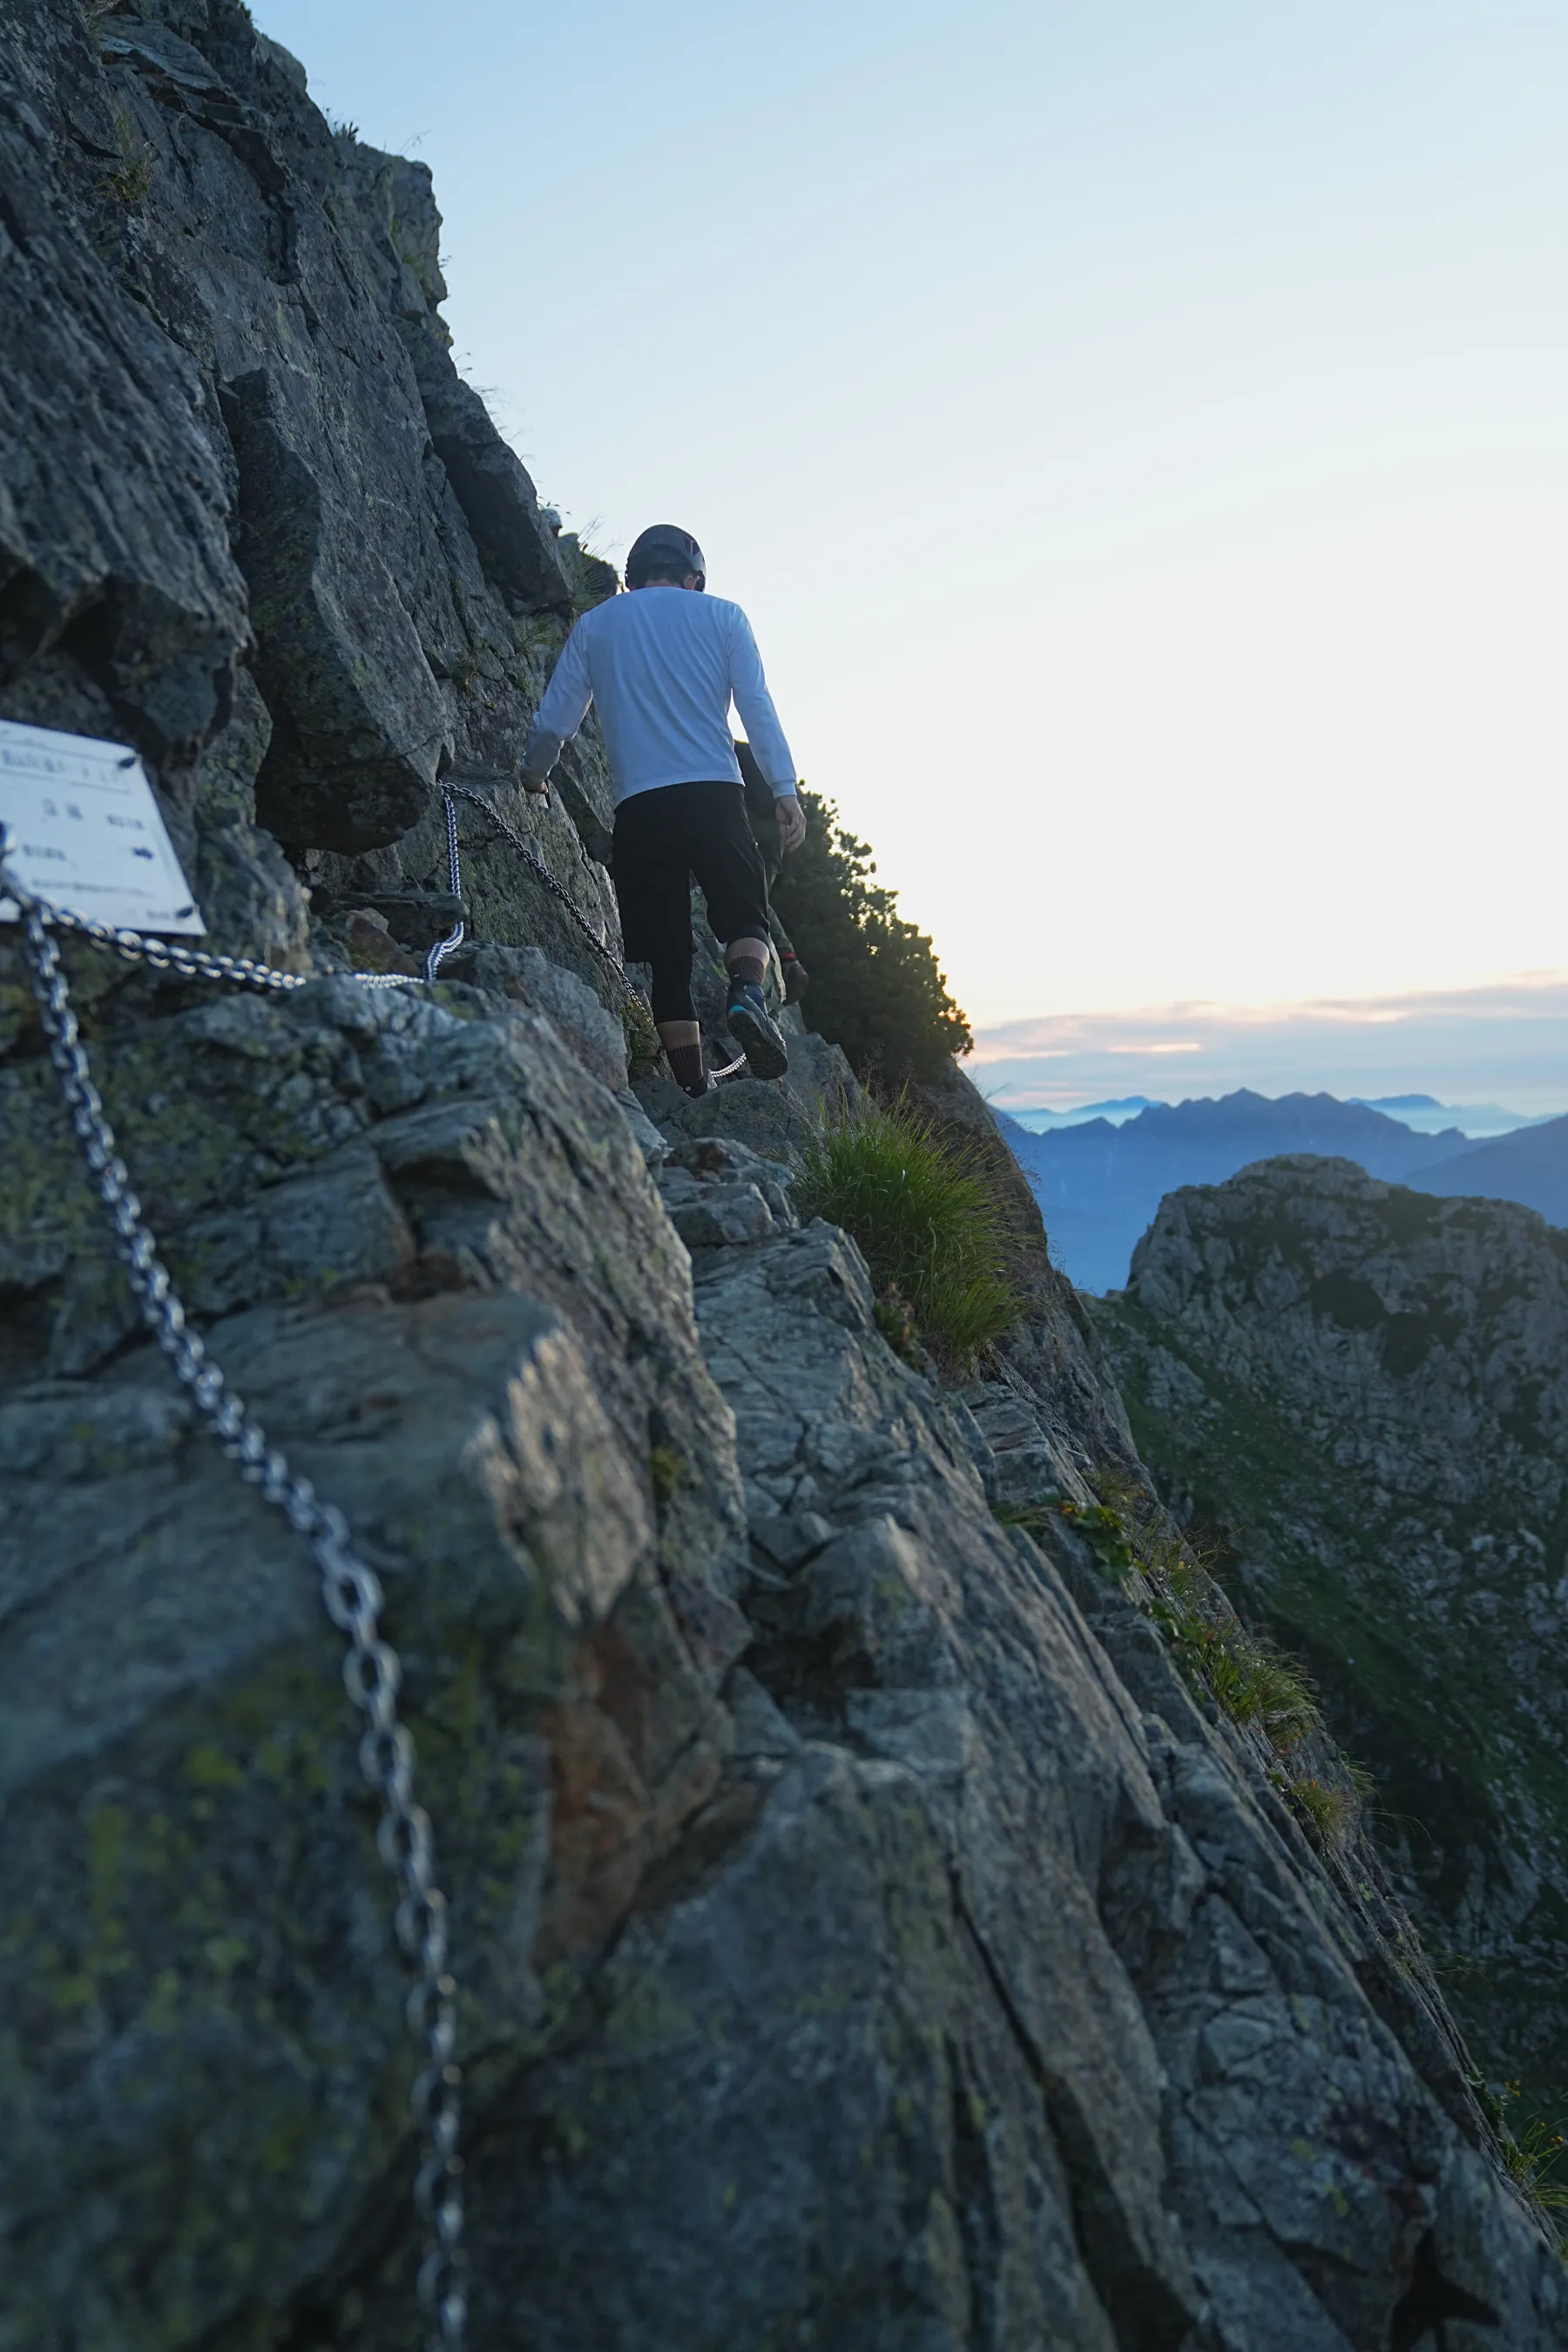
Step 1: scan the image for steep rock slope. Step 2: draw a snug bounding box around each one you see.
[1094,1156,1568,2111]
[1,3,1564,2345]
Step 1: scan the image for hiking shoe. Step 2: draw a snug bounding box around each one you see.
[725,979,790,1081]
[781,954,809,1005]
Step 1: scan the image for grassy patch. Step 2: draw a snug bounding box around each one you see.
[1093,1468,1332,1760]
[1288,1774,1358,1853]
[102,102,156,207]
[996,1497,1139,1586]
[794,1093,1017,1372]
[1507,2116,1568,2220]
[1482,2084,1568,2229]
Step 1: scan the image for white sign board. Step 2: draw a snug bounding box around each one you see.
[0,719,205,935]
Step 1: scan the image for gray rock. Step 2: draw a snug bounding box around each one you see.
[1096,1153,1568,2107]
[409,338,572,614]
[612,1085,672,1165]
[463,942,628,1090]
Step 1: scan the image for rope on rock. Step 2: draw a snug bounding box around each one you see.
[0,841,468,2350]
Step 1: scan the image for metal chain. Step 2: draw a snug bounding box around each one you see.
[2,853,467,2350]
[0,767,773,2312]
[424,788,467,983]
[441,782,636,997]
[7,889,423,994]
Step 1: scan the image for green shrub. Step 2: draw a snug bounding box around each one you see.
[1057,1498,1137,1577]
[795,1094,1017,1370]
[771,788,971,1081]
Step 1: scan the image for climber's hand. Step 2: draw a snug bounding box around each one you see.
[775,794,807,855]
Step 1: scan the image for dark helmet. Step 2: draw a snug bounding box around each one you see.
[625,524,706,591]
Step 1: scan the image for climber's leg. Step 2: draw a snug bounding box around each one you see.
[745,802,809,1003]
[613,786,709,1096]
[690,794,790,1083]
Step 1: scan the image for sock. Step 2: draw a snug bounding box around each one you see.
[727,954,767,992]
[666,1039,706,1092]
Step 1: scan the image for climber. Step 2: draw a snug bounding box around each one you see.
[517,524,803,1098]
[736,738,809,1005]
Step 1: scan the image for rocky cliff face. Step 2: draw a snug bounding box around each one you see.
[3,5,1565,2346]
[1095,1155,1568,2133]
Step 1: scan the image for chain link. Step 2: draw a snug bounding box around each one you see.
[1,851,467,2350]
[5,886,426,993]
[424,788,467,983]
[441,782,637,997]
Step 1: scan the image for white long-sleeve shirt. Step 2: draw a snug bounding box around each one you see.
[522,585,797,808]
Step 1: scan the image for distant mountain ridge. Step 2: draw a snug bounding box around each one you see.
[1354,1094,1560,1138]
[1001,1095,1158,1132]
[1000,1088,1478,1292]
[1405,1112,1568,1227]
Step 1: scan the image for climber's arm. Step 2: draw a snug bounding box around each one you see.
[727,608,798,802]
[519,621,593,794]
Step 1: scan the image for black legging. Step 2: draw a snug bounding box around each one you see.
[612,781,772,1025]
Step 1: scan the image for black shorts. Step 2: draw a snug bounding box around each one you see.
[612,780,771,978]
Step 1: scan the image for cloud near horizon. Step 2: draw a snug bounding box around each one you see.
[971,972,1568,1117]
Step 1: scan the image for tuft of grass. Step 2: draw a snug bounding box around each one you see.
[1288,1774,1358,1852]
[102,104,156,207]
[551,527,619,615]
[794,1093,1018,1372]
[1481,2084,1568,2223]
[1095,1466,1325,1752]
[1507,2118,1568,2219]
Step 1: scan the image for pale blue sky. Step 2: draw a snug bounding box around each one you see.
[256,0,1568,1088]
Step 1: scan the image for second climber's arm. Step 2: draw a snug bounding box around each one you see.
[727,610,801,833]
[519,622,594,796]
